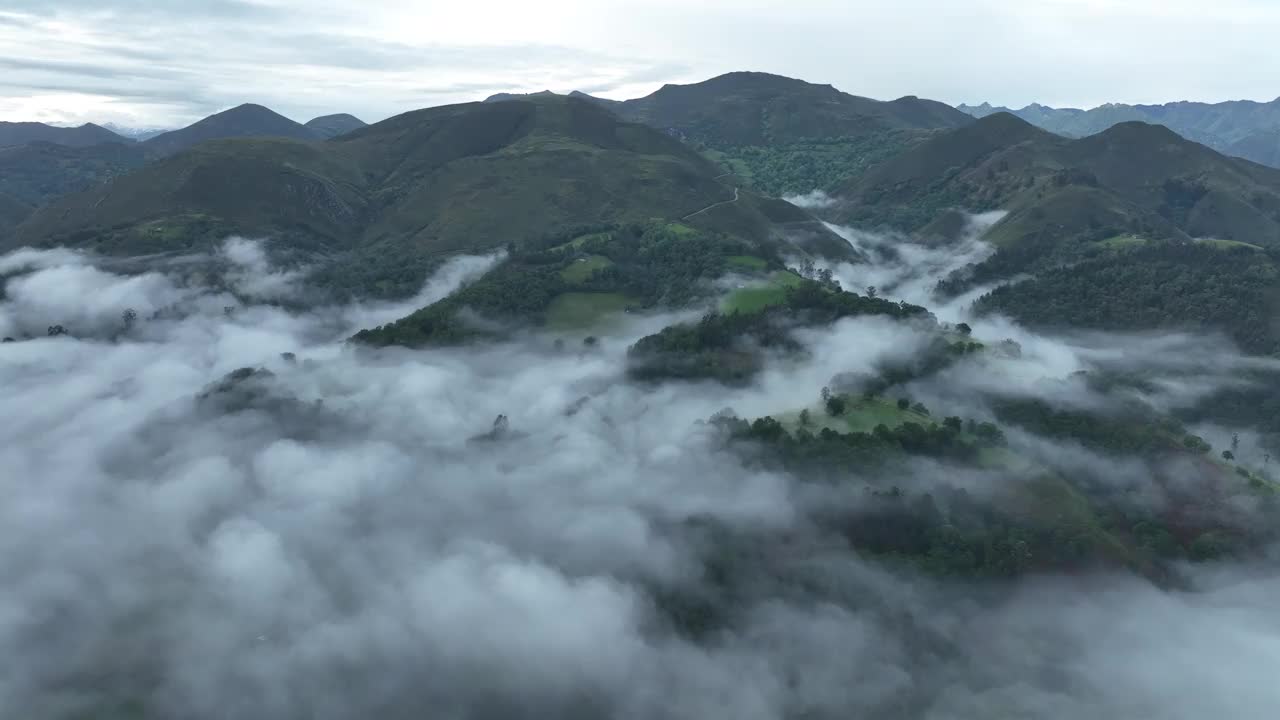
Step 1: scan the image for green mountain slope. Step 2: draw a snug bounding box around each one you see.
[836,113,1280,270]
[0,191,32,236]
[142,104,321,158]
[9,96,853,296]
[1227,127,1280,168]
[305,113,367,139]
[0,141,146,206]
[977,242,1280,356]
[480,73,972,197]
[0,121,129,148]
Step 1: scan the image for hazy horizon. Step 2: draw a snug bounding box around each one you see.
[3,0,1279,127]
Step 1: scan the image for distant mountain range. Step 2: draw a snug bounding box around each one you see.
[0,107,368,207]
[957,98,1280,169]
[486,72,972,146]
[6,71,1280,318]
[0,122,128,148]
[6,94,853,299]
[2,107,367,155]
[101,123,171,142]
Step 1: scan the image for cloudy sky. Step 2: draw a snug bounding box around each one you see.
[2,0,1278,128]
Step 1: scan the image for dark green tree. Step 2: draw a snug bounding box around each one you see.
[826,396,847,417]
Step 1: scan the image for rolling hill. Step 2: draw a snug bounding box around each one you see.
[835,113,1280,270]
[141,104,321,158]
[0,121,129,148]
[957,97,1280,169]
[305,113,367,139]
[8,95,853,297]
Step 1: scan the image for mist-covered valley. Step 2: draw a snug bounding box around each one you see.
[4,213,1279,719]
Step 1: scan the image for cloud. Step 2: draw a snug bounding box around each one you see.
[2,240,1279,718]
[4,1,1280,126]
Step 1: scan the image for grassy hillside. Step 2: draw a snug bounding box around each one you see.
[836,113,1280,272]
[353,220,784,346]
[592,72,972,196]
[12,138,367,256]
[0,191,31,237]
[10,96,853,298]
[0,141,147,206]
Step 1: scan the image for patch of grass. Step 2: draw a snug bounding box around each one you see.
[555,231,612,250]
[1098,234,1149,249]
[722,270,804,313]
[782,396,934,435]
[545,292,634,330]
[1195,237,1265,251]
[665,222,698,237]
[841,397,932,433]
[560,255,613,283]
[726,254,768,271]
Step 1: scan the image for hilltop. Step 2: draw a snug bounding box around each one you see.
[9,95,851,297]
[142,103,321,158]
[305,113,367,139]
[480,73,974,196]
[957,97,1280,169]
[0,121,129,148]
[612,71,972,146]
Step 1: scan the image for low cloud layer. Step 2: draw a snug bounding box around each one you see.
[2,238,1279,719]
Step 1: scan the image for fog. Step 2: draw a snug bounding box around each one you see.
[2,235,1278,719]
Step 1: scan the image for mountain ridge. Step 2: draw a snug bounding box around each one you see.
[835,113,1280,269]
[0,121,130,148]
[8,95,854,296]
[957,97,1280,169]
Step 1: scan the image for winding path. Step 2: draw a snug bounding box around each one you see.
[682,186,740,221]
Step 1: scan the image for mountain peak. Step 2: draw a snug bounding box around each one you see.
[305,113,368,139]
[142,103,317,157]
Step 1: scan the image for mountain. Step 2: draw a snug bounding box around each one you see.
[612,71,973,147]
[836,113,1280,263]
[101,122,171,142]
[957,97,1280,169]
[0,141,146,206]
[142,104,321,158]
[0,122,129,148]
[305,113,367,139]
[484,90,560,103]
[480,74,972,197]
[9,95,852,297]
[1227,127,1280,168]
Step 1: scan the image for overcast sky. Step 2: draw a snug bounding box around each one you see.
[2,0,1278,128]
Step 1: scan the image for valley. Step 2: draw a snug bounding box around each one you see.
[2,66,1280,720]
